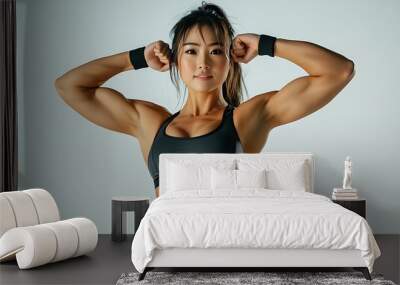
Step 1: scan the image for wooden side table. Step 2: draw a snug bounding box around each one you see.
[112,196,150,242]
[332,198,366,219]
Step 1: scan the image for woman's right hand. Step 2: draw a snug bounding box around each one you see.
[144,40,172,72]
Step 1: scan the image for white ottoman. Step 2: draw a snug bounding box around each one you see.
[0,188,98,269]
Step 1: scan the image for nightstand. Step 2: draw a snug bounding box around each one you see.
[332,198,366,219]
[111,196,150,242]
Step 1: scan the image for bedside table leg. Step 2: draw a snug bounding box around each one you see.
[112,201,126,242]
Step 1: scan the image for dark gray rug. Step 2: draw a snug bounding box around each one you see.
[116,271,396,285]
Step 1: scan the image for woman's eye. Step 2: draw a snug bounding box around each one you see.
[212,49,223,54]
[185,49,223,55]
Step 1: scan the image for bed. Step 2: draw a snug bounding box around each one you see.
[131,152,381,281]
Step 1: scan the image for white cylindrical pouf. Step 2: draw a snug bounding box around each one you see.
[41,221,79,263]
[63,218,98,257]
[0,196,17,237]
[0,225,57,269]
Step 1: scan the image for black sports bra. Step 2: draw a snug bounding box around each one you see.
[147,104,243,188]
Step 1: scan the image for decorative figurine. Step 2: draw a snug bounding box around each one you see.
[342,156,353,190]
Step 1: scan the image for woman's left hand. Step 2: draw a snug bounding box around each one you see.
[230,33,260,64]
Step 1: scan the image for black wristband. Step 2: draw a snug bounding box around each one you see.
[129,46,148,69]
[258,34,277,57]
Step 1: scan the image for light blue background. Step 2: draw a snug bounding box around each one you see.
[16,0,399,234]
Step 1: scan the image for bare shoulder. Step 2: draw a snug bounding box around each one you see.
[127,99,171,139]
[127,99,171,116]
[234,91,278,131]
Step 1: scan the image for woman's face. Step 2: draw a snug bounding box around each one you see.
[177,25,231,93]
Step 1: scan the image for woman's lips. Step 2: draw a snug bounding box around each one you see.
[195,75,213,80]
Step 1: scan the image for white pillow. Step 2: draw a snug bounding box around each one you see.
[211,168,268,190]
[237,169,268,188]
[166,160,235,191]
[237,159,308,191]
[211,168,236,190]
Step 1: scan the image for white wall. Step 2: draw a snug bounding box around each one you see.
[16,0,400,234]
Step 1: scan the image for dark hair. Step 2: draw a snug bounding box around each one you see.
[168,1,248,108]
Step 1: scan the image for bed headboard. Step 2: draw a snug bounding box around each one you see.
[159,152,315,196]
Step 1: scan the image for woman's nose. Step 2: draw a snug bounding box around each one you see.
[197,53,211,69]
[197,63,210,70]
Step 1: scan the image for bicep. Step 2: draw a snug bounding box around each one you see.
[59,86,139,136]
[264,72,354,129]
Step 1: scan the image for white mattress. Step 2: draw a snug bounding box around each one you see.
[131,189,381,273]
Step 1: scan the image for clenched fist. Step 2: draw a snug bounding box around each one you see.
[144,40,172,72]
[230,33,260,64]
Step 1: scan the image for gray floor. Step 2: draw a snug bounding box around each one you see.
[0,234,398,285]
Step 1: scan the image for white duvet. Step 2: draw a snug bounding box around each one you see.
[131,189,381,273]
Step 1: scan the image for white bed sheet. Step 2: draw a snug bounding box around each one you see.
[131,189,381,273]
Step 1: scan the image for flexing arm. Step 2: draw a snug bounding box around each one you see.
[262,38,355,129]
[55,40,173,137]
[54,51,142,136]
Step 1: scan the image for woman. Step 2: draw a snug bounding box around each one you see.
[54,2,355,198]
